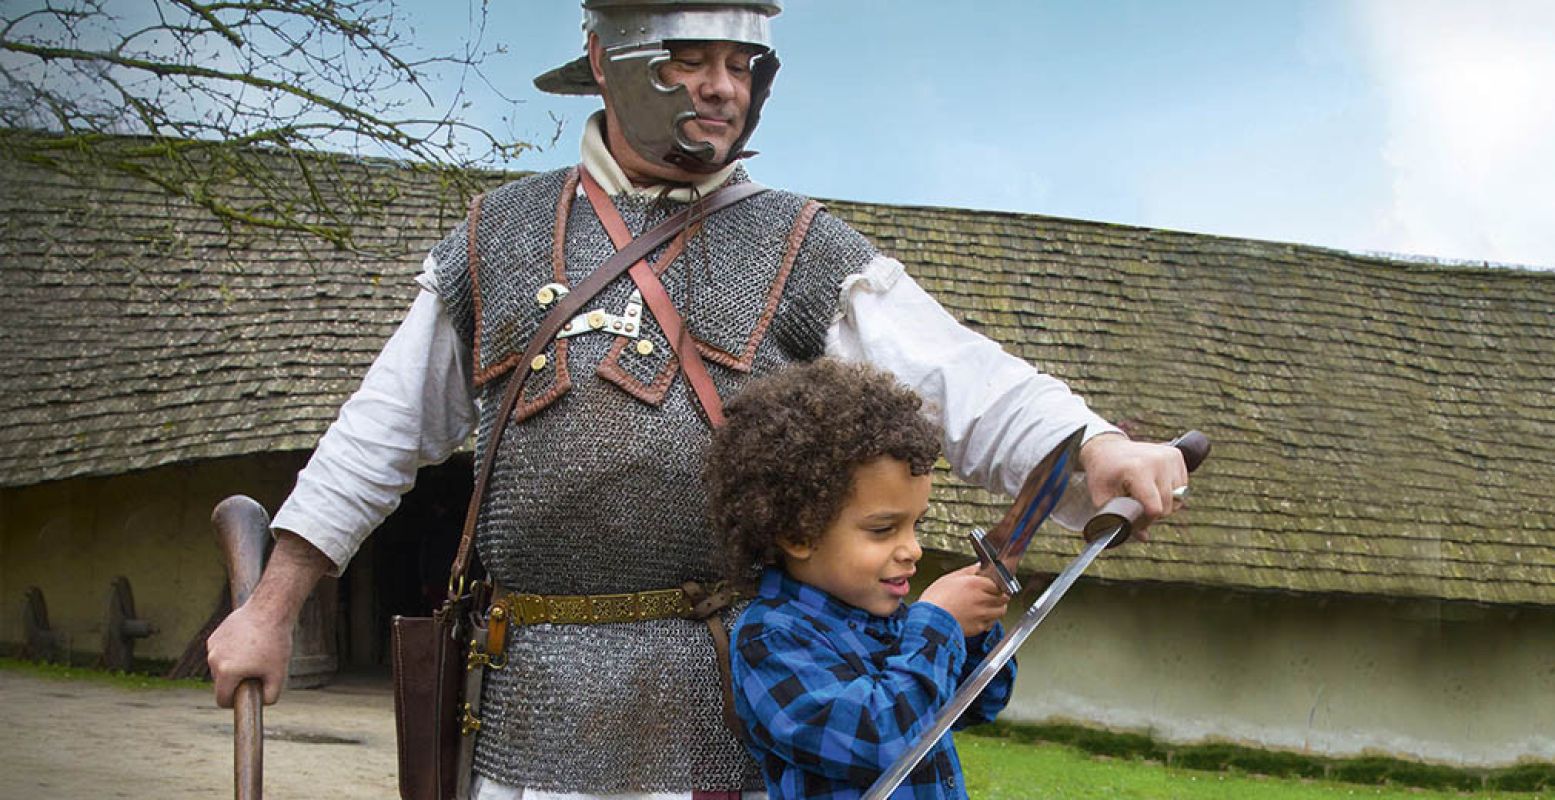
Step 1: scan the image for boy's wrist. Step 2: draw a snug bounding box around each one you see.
[965,620,1005,655]
[905,601,969,659]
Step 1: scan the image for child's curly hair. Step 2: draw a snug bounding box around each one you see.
[704,359,942,588]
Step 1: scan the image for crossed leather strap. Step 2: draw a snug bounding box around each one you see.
[578,167,728,427]
[579,168,744,736]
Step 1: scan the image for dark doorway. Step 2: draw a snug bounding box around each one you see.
[337,454,473,668]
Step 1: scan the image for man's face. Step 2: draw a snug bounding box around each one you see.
[591,34,757,183]
[780,457,932,617]
[657,40,756,163]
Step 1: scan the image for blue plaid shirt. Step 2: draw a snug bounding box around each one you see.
[731,567,1016,799]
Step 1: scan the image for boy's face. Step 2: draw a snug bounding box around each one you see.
[779,457,932,617]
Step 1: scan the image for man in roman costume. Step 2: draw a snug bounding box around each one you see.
[207,2,1191,797]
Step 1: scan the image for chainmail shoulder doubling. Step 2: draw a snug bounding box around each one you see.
[432,165,881,792]
[431,167,579,389]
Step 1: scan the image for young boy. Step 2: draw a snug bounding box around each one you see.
[705,359,1016,799]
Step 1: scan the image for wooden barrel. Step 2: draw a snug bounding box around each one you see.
[287,575,338,688]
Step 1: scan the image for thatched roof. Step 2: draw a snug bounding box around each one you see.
[3,136,1552,605]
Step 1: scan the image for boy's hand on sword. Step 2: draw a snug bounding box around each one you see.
[919,564,1011,636]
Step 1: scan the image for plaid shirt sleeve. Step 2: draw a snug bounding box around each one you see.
[734,602,970,785]
[951,622,1016,730]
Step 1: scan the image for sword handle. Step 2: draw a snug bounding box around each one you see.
[1083,430,1211,547]
[1171,430,1211,472]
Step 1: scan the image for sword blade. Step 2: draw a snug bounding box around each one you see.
[862,525,1123,800]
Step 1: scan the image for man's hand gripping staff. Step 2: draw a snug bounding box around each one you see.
[864,430,1212,800]
[210,496,272,800]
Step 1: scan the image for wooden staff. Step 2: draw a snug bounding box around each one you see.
[212,495,271,800]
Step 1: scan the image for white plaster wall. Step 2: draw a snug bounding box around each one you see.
[1,453,306,662]
[1000,579,1555,767]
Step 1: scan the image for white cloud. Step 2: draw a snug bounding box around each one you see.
[1355,0,1555,268]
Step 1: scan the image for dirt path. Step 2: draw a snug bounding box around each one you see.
[0,670,399,799]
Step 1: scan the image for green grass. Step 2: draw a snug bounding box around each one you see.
[959,732,1551,799]
[0,656,207,691]
[964,722,1555,795]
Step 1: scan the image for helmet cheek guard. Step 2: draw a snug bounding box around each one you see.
[719,49,779,166]
[601,46,780,175]
[599,47,708,170]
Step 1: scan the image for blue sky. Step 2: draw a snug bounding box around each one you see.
[409,1,1553,269]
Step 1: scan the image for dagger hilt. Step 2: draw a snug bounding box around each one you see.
[969,528,1022,595]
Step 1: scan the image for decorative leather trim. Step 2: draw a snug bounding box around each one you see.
[470,169,580,425]
[466,192,491,380]
[596,334,681,405]
[552,169,579,284]
[510,338,571,423]
[695,199,823,372]
[511,167,581,421]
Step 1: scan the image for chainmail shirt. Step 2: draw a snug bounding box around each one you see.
[430,165,877,792]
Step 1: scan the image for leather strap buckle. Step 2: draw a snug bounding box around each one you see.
[459,702,482,737]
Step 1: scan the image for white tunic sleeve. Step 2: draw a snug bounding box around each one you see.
[825,255,1120,502]
[272,257,476,574]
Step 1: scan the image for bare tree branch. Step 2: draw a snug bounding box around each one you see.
[0,0,529,255]
[165,0,244,47]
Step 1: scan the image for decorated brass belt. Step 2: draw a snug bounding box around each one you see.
[491,586,694,627]
[469,581,749,740]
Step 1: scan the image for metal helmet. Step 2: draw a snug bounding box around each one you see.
[535,0,783,175]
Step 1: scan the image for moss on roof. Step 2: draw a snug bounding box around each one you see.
[834,200,1555,606]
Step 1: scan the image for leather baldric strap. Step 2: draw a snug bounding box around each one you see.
[579,168,728,427]
[445,174,769,594]
[681,580,746,739]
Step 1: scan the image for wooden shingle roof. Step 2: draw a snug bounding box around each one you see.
[0,142,470,485]
[3,140,1552,605]
[846,201,1555,606]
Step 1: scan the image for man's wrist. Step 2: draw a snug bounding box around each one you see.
[246,530,332,622]
[1078,430,1129,474]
